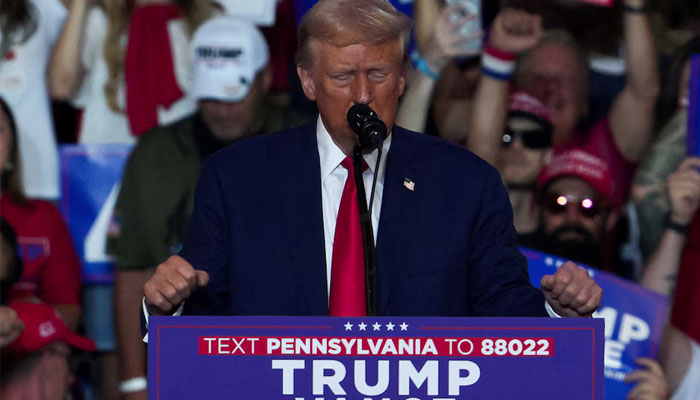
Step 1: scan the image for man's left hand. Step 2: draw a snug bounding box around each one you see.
[541,261,602,317]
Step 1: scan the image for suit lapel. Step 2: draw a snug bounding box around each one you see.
[376,127,420,314]
[280,123,329,315]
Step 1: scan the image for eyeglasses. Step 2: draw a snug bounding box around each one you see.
[502,128,552,149]
[543,192,608,219]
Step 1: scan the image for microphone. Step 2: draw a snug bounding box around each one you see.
[346,104,387,151]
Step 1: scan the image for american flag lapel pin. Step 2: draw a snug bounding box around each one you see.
[403,178,415,191]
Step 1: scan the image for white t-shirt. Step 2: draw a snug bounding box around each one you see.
[0,0,66,199]
[672,339,700,400]
[73,7,196,144]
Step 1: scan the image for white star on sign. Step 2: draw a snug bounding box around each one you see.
[372,322,382,331]
[386,322,395,331]
[400,322,409,331]
[358,322,367,331]
[344,322,353,331]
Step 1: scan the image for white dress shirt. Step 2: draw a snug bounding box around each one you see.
[317,117,390,295]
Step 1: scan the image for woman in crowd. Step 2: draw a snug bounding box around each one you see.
[0,0,66,200]
[49,0,212,143]
[0,97,81,332]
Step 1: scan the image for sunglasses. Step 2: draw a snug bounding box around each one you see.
[502,128,552,149]
[543,192,608,219]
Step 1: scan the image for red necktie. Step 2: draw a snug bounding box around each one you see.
[329,157,366,316]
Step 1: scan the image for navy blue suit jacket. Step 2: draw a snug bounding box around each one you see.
[180,121,547,317]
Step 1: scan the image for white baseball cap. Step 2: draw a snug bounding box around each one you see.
[190,16,269,102]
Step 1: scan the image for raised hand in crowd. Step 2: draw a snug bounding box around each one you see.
[642,157,700,296]
[667,157,700,227]
[624,357,671,400]
[143,255,209,315]
[396,0,484,132]
[468,8,543,164]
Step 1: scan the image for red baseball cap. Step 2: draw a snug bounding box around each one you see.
[537,149,615,202]
[508,90,554,132]
[7,302,95,355]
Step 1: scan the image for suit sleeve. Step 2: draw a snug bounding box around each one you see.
[467,167,548,317]
[179,156,233,315]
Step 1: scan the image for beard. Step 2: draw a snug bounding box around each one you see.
[539,224,602,268]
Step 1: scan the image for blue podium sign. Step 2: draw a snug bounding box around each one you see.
[149,316,603,400]
[59,144,133,283]
[522,247,668,399]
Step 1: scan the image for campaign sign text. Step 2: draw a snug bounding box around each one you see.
[149,316,603,400]
[523,247,667,399]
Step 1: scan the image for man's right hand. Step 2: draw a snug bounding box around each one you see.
[143,255,209,315]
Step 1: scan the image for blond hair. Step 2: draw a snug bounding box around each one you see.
[102,0,212,113]
[296,0,412,67]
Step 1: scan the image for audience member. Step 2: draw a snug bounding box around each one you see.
[0,0,66,199]
[0,218,24,348]
[630,156,700,400]
[395,0,484,141]
[496,90,554,235]
[632,36,700,260]
[49,0,212,143]
[470,1,659,206]
[0,98,81,331]
[107,17,276,400]
[522,149,628,277]
[668,158,700,346]
[0,302,95,400]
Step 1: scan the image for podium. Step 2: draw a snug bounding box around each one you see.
[148,316,604,399]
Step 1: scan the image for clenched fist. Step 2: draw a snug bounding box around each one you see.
[541,261,602,317]
[143,255,209,315]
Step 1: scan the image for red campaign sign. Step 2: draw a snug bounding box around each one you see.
[198,336,555,357]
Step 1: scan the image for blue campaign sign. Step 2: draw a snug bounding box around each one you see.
[149,316,603,400]
[292,0,414,24]
[522,247,668,399]
[687,54,700,156]
[59,144,133,283]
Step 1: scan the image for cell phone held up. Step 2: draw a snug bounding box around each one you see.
[443,0,483,52]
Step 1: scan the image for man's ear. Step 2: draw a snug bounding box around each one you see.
[296,65,317,101]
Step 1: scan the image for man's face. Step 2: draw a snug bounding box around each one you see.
[516,44,586,143]
[497,116,551,187]
[541,177,608,243]
[297,39,406,153]
[198,68,270,143]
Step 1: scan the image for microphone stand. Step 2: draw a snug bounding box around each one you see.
[352,144,379,316]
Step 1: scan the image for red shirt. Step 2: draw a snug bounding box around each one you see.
[1,196,81,305]
[672,212,700,344]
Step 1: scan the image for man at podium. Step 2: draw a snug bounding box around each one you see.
[143,0,601,321]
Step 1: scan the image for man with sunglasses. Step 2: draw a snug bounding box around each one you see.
[496,90,553,236]
[522,149,626,276]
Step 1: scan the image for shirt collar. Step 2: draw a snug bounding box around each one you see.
[316,116,392,179]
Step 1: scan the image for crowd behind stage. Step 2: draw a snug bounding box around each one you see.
[1,0,699,398]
